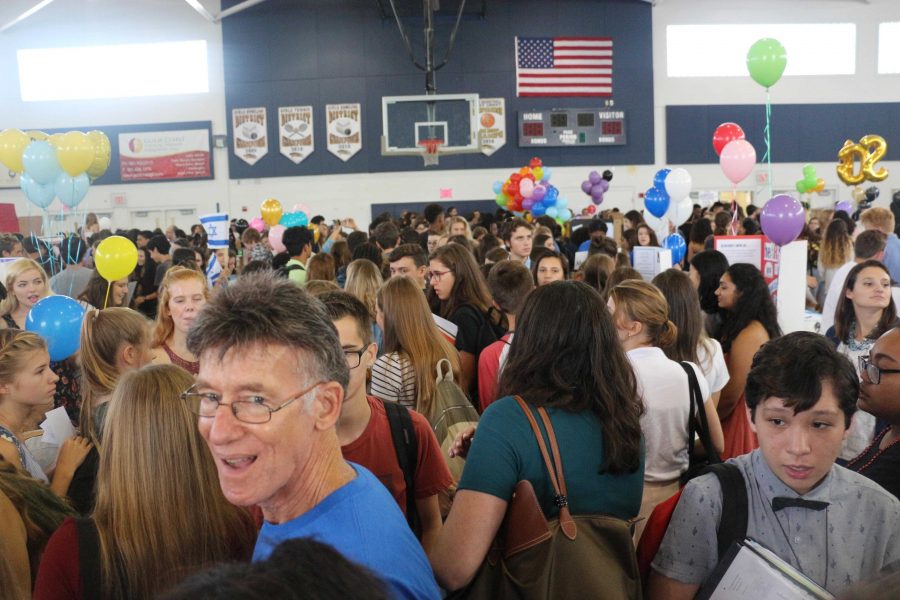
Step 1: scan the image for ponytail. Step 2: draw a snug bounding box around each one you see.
[609,280,675,350]
[657,319,678,349]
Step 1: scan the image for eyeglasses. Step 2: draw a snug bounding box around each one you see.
[182,380,324,424]
[858,355,900,385]
[344,349,366,369]
[428,269,452,282]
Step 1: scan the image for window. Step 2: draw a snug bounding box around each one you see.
[878,22,900,74]
[667,24,856,78]
[17,40,209,102]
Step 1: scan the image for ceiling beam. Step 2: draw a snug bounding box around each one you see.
[0,0,57,33]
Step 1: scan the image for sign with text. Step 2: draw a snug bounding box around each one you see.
[326,103,362,162]
[714,235,780,298]
[478,98,506,156]
[118,128,211,182]
[279,106,314,164]
[232,107,268,166]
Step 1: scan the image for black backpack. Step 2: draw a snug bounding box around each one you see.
[276,263,305,279]
[383,401,421,537]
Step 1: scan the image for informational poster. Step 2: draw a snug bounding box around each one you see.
[715,234,780,297]
[232,107,268,166]
[632,246,672,282]
[326,103,362,162]
[118,128,211,181]
[278,106,314,164]
[478,98,506,156]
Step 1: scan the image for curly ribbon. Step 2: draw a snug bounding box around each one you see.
[730,183,739,235]
[763,89,773,201]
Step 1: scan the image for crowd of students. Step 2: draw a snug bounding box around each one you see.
[0,200,898,599]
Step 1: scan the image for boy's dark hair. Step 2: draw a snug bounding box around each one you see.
[745,332,858,427]
[423,203,444,225]
[60,235,88,264]
[351,242,383,266]
[310,215,325,225]
[399,227,421,245]
[488,260,534,316]
[588,237,618,259]
[172,248,199,269]
[346,231,368,253]
[241,260,271,275]
[501,218,533,242]
[372,221,400,250]
[282,226,312,257]
[485,246,509,263]
[139,230,154,240]
[388,243,427,268]
[271,252,291,271]
[319,290,373,345]
[146,235,171,255]
[587,220,608,235]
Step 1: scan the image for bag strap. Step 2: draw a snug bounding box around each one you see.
[702,463,749,558]
[435,358,453,383]
[679,362,721,465]
[75,517,102,600]
[384,401,421,536]
[513,396,577,540]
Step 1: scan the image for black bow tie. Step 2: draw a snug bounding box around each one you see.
[772,497,829,512]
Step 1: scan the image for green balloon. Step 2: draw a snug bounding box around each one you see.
[746,38,787,88]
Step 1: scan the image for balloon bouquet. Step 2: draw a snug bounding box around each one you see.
[258,198,310,254]
[579,169,613,215]
[492,158,573,224]
[638,167,694,263]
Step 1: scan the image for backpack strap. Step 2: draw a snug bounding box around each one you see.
[513,396,577,540]
[384,401,420,536]
[702,463,749,558]
[679,362,721,467]
[75,517,102,600]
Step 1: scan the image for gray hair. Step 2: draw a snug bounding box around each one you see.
[187,272,349,391]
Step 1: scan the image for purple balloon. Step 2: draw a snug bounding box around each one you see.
[598,179,610,193]
[760,194,805,246]
[588,170,602,185]
[581,180,593,195]
[522,197,535,210]
[835,201,853,215]
[532,185,546,201]
[591,187,604,204]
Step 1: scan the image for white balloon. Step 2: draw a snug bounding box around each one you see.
[664,168,692,203]
[666,197,693,226]
[642,211,669,243]
[98,216,111,230]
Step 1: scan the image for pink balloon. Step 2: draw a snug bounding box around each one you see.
[268,224,287,254]
[719,139,757,185]
[292,203,310,214]
[249,217,266,233]
[519,178,535,199]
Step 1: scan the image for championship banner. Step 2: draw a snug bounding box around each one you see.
[326,103,362,162]
[232,107,268,166]
[279,106,314,164]
[478,98,506,156]
[118,129,211,181]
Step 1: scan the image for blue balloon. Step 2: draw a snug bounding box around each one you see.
[532,202,546,217]
[653,168,671,192]
[542,167,552,181]
[20,173,55,208]
[644,187,670,218]
[280,211,309,228]
[492,181,503,195]
[545,185,559,203]
[55,172,90,208]
[22,141,61,185]
[546,206,559,218]
[663,233,687,264]
[25,295,86,361]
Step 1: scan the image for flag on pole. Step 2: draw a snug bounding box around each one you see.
[515,37,613,97]
[206,252,222,287]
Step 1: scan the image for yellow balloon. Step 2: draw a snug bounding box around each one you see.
[25,130,48,141]
[48,133,65,147]
[836,139,866,186]
[86,130,111,180]
[56,131,94,176]
[0,129,29,173]
[261,198,283,227]
[860,134,889,182]
[94,236,138,282]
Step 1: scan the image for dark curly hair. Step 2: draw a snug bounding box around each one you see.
[716,263,782,353]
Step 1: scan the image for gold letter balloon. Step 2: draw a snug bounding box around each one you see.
[837,135,888,185]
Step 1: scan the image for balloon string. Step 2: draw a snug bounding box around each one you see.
[103,280,110,310]
[764,89,773,201]
[730,184,739,235]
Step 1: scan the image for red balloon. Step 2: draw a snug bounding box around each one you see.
[712,122,745,156]
[586,205,596,215]
[530,157,543,168]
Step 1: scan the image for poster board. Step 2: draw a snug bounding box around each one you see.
[632,246,672,281]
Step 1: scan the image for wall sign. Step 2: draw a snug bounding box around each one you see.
[118,128,211,182]
[232,107,268,166]
[278,106,314,164]
[326,103,362,162]
[478,98,506,157]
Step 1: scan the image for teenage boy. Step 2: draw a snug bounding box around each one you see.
[147,234,172,289]
[860,207,900,283]
[320,291,453,557]
[501,218,534,266]
[49,235,94,298]
[282,226,313,286]
[477,261,534,409]
[648,332,900,598]
[388,244,428,291]
[419,204,445,252]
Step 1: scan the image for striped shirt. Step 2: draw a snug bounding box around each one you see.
[370,352,418,410]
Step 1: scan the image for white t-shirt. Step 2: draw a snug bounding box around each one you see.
[696,338,729,394]
[627,346,711,482]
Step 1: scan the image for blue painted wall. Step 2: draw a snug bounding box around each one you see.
[222,0,654,178]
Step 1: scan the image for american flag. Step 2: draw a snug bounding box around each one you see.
[516,37,613,97]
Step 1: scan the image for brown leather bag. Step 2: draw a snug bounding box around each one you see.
[458,396,642,600]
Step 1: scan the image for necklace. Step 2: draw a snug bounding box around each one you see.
[845,427,899,473]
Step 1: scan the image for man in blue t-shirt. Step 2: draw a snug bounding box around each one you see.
[187,274,440,600]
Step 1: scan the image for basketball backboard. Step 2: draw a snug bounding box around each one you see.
[381,93,480,165]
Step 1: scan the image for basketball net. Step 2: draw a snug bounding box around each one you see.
[418,139,444,167]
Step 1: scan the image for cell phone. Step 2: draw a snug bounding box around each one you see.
[341,226,353,234]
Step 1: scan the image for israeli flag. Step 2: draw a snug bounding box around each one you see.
[206,252,223,287]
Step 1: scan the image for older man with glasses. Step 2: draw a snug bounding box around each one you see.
[185,273,440,600]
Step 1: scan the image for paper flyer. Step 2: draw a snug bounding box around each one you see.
[278,106,314,164]
[478,98,506,156]
[326,103,362,162]
[232,107,268,166]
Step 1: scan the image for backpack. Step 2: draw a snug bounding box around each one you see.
[635,463,749,586]
[429,358,479,482]
[276,263,304,279]
[383,401,421,537]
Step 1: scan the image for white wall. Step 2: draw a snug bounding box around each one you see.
[1,0,898,231]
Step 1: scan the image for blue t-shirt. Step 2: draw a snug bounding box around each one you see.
[253,463,440,600]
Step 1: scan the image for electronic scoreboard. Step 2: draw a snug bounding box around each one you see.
[518,108,626,147]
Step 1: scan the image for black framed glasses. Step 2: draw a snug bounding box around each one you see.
[182,380,324,424]
[858,355,900,385]
[344,349,366,369]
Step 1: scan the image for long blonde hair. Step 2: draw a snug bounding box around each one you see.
[152,266,209,347]
[94,364,256,599]
[377,277,461,418]
[78,308,150,446]
[0,258,49,316]
[345,259,383,318]
[609,279,678,349]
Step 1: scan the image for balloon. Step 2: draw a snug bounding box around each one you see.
[644,187,670,218]
[663,233,687,264]
[261,198,283,227]
[746,38,787,88]
[557,208,572,222]
[591,185,604,204]
[555,196,568,210]
[865,186,880,203]
[249,217,266,232]
[99,216,111,230]
[597,179,610,193]
[25,130,48,141]
[54,172,90,208]
[519,178,535,199]
[529,157,543,169]
[666,197,694,227]
[518,167,531,177]
[532,167,544,181]
[0,129,29,173]
[664,168,692,202]
[719,139,757,184]
[532,185,546,202]
[54,131,94,176]
[581,180,593,195]
[586,205,596,215]
[495,193,507,207]
[712,123,745,156]
[834,201,853,215]
[268,224,287,254]
[837,139,866,186]
[860,135,889,182]
[546,206,559,219]
[542,167,552,181]
[25,295,86,361]
[589,171,602,185]
[532,202,546,217]
[86,131,112,180]
[292,202,311,215]
[280,211,308,227]
[20,173,55,208]
[492,181,503,195]
[95,235,139,281]
[653,168,671,192]
[22,141,61,185]
[602,169,613,182]
[813,178,825,193]
[522,197,535,211]
[760,194,805,246]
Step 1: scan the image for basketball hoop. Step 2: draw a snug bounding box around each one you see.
[418,138,444,167]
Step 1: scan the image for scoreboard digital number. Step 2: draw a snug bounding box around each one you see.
[518,109,626,147]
